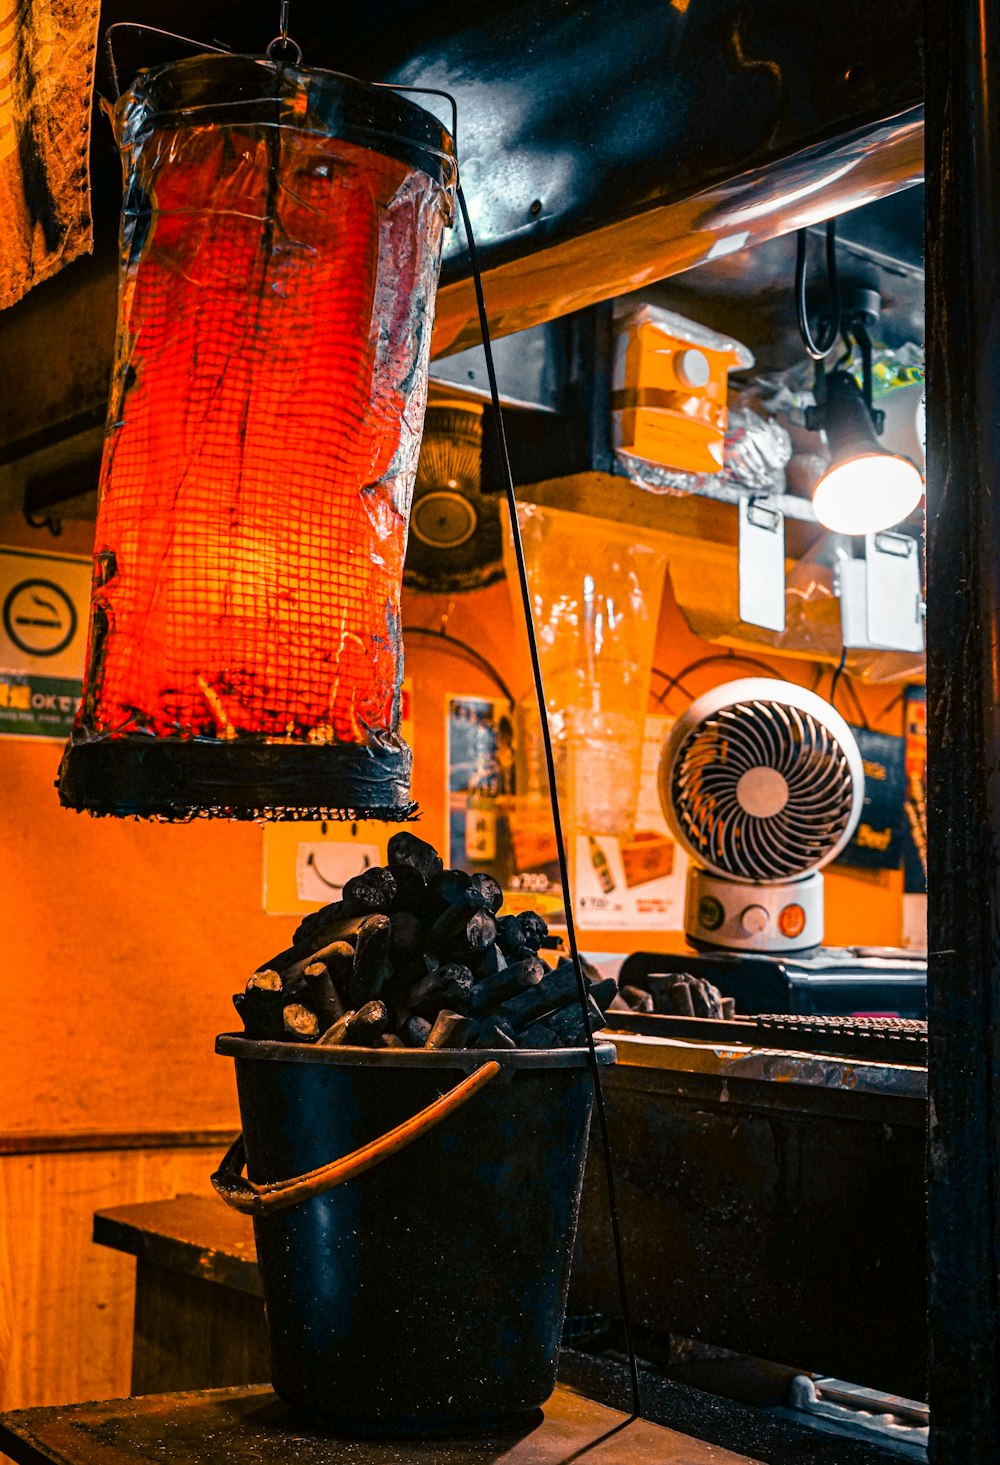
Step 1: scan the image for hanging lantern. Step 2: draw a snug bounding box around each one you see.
[57,54,456,819]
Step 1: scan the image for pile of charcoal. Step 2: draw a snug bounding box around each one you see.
[234,832,618,1051]
[616,972,735,1019]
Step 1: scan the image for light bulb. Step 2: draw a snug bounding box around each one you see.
[812,452,923,535]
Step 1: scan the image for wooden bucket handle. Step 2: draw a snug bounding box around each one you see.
[211,1060,501,1217]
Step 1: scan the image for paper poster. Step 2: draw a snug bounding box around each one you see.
[261,682,414,915]
[0,545,90,740]
[262,821,404,915]
[446,699,688,933]
[446,694,565,923]
[574,715,688,931]
[902,687,927,894]
[837,727,906,871]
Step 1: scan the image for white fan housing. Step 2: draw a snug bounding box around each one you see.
[659,679,864,952]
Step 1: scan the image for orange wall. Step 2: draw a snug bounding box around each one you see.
[0,508,912,1414]
[0,513,910,1139]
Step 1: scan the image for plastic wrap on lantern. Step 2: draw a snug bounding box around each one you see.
[57,56,455,819]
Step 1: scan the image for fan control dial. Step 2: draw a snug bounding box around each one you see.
[740,904,770,936]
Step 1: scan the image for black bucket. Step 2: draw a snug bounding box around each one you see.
[213,1035,615,1437]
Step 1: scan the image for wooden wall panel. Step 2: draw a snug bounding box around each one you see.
[0,1147,219,1412]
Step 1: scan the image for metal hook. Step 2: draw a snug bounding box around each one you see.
[266,0,303,65]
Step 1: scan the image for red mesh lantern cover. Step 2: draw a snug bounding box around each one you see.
[57,55,455,819]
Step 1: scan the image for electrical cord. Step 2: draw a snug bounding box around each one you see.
[654,652,785,707]
[457,181,643,1423]
[650,666,695,703]
[796,218,841,361]
[843,673,870,732]
[830,646,848,710]
[402,626,515,707]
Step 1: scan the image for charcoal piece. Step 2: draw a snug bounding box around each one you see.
[389,910,423,958]
[349,915,392,1008]
[387,831,444,883]
[388,863,428,914]
[476,944,508,979]
[580,954,604,983]
[400,1015,432,1048]
[248,969,282,992]
[494,913,536,963]
[429,902,496,957]
[588,977,620,1014]
[430,868,476,911]
[322,941,355,990]
[385,946,440,1009]
[621,984,654,1013]
[500,961,582,1028]
[382,1033,405,1049]
[317,1010,354,1047]
[517,1021,558,1049]
[464,909,497,952]
[318,1001,389,1048]
[407,963,475,1018]
[233,984,292,1040]
[538,932,562,950]
[684,977,718,1018]
[518,910,550,951]
[474,1016,518,1049]
[292,900,345,949]
[283,1003,320,1042]
[720,996,737,1019]
[470,956,545,1017]
[425,1010,475,1050]
[345,1000,389,1047]
[468,872,503,913]
[342,866,397,916]
[542,994,605,1046]
[667,980,695,1016]
[280,928,367,989]
[642,974,680,1012]
[304,962,347,1030]
[701,979,726,1018]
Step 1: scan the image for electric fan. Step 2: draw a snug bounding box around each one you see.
[658,679,864,952]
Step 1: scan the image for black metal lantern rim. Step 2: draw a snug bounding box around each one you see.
[116,53,457,191]
[56,735,417,822]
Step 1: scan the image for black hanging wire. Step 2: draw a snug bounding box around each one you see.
[829,645,848,709]
[456,182,643,1422]
[93,30,640,1413]
[796,218,841,362]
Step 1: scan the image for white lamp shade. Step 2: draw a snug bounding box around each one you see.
[812,452,924,535]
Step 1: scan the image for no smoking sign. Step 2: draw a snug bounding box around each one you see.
[0,547,91,740]
[3,579,78,659]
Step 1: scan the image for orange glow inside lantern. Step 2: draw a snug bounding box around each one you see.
[57,55,455,819]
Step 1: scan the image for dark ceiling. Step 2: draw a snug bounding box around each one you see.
[89,0,924,288]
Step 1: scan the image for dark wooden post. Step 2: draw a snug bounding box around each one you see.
[926,2,1000,1459]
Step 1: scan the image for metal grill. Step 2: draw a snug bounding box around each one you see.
[670,697,857,881]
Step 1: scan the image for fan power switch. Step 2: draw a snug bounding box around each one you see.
[740,904,770,936]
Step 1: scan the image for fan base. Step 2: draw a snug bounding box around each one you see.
[684,868,824,953]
